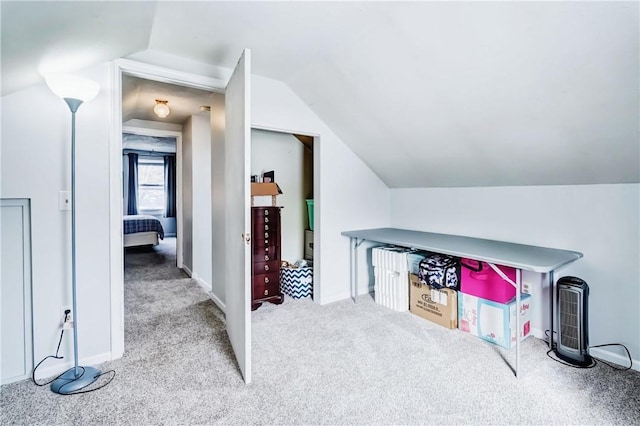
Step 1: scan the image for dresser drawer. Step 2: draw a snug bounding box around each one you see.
[253,213,278,224]
[253,282,280,299]
[253,238,277,250]
[253,260,280,274]
[252,219,279,234]
[253,251,279,263]
[253,230,276,241]
[252,207,280,218]
[253,271,280,288]
[253,244,279,256]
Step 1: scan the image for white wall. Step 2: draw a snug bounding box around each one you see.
[251,129,310,263]
[210,92,226,308]
[1,64,113,376]
[252,75,390,303]
[182,117,194,274]
[390,184,640,369]
[0,58,389,374]
[190,114,212,288]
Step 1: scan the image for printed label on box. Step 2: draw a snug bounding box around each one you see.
[430,288,448,306]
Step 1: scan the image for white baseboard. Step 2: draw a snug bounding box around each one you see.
[33,351,112,381]
[209,291,226,313]
[319,288,373,305]
[182,265,193,277]
[194,277,211,293]
[531,327,546,340]
[589,347,638,372]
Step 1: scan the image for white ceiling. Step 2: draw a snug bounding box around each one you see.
[2,1,638,188]
[122,75,213,125]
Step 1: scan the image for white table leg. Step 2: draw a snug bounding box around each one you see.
[516,268,521,378]
[548,271,555,349]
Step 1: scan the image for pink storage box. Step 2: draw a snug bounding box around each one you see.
[460,258,517,304]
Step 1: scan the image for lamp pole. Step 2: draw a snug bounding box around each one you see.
[67,98,81,378]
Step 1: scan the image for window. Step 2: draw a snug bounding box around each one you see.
[138,156,165,213]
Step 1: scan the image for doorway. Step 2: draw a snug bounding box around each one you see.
[110,62,226,359]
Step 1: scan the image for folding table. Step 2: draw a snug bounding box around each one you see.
[342,227,583,377]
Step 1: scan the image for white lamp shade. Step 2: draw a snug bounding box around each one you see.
[154,101,170,118]
[45,74,100,102]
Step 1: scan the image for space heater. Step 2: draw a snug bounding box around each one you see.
[556,276,592,366]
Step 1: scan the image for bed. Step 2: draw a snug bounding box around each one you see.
[123,215,165,248]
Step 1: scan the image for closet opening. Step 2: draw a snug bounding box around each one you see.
[250,129,317,308]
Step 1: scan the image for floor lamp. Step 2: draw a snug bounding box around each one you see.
[45,74,101,395]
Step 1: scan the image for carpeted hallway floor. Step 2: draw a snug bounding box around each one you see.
[1,237,639,425]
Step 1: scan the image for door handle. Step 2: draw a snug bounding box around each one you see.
[242,233,251,244]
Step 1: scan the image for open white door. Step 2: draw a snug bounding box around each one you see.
[224,49,252,383]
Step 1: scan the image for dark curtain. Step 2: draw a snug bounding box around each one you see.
[127,153,138,215]
[164,155,176,218]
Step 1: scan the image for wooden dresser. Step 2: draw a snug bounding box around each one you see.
[251,206,284,310]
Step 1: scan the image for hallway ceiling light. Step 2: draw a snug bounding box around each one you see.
[154,99,170,118]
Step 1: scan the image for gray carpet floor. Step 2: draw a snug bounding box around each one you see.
[2,237,639,425]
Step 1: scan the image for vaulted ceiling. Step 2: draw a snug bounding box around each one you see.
[2,1,638,188]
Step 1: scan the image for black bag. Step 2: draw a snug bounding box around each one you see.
[418,254,460,289]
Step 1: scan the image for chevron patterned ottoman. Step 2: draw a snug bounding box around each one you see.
[280,266,313,299]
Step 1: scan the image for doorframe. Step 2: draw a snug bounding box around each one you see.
[251,125,321,304]
[109,59,226,359]
[122,125,184,267]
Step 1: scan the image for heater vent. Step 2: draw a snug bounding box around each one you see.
[559,288,580,350]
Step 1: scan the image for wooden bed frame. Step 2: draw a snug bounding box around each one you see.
[123,231,159,248]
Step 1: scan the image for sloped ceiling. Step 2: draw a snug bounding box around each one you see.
[2,1,638,188]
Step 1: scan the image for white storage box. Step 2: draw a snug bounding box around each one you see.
[406,251,430,275]
[372,247,411,311]
[458,292,532,349]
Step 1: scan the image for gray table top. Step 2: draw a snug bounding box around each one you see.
[342,228,582,273]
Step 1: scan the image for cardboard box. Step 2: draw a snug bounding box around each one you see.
[304,230,314,260]
[458,292,532,349]
[251,183,282,206]
[409,274,457,329]
[280,267,312,299]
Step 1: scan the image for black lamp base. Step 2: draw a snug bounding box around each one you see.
[50,366,101,394]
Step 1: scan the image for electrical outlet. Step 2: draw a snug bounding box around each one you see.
[61,306,72,327]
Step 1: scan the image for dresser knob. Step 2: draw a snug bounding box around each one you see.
[265,277,270,283]
[265,217,269,223]
[265,239,269,246]
[265,264,270,271]
[265,225,269,231]
[264,232,269,238]
[265,247,269,253]
[265,210,269,216]
[264,289,269,295]
[265,255,269,261]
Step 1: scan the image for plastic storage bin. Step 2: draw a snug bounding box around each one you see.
[306,199,314,230]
